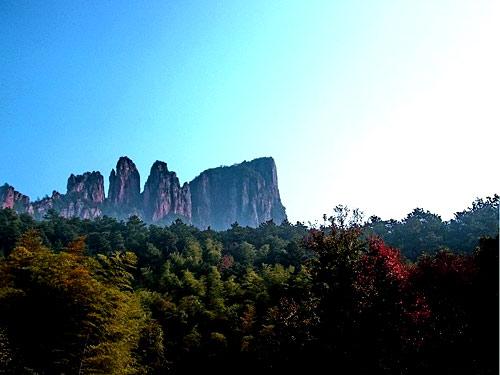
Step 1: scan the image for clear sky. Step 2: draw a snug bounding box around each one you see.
[1,0,499,223]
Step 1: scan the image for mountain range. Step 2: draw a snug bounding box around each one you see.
[0,157,287,230]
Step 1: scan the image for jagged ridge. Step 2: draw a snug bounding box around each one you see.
[1,157,287,229]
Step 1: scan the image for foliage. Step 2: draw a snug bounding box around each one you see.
[0,199,497,374]
[0,230,162,374]
[364,194,499,259]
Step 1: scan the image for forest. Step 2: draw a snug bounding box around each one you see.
[0,196,498,374]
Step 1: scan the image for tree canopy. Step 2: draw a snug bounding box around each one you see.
[0,198,497,374]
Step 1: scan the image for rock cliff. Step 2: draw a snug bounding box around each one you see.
[0,184,32,214]
[108,157,141,208]
[190,157,286,230]
[2,156,287,229]
[142,161,191,222]
[61,171,105,219]
[67,172,105,204]
[32,191,63,219]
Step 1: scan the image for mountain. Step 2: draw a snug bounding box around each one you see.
[0,184,32,214]
[142,161,191,223]
[1,157,287,229]
[61,171,105,219]
[190,157,286,230]
[108,157,141,210]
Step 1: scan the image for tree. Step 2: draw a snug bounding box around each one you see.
[233,241,256,266]
[411,249,477,374]
[0,231,158,374]
[355,237,430,372]
[447,195,499,252]
[306,206,365,367]
[203,238,222,266]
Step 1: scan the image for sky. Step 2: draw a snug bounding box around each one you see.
[1,0,499,224]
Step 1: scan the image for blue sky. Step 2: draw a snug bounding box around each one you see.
[1,0,499,223]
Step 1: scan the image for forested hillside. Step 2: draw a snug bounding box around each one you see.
[0,197,498,374]
[364,195,499,258]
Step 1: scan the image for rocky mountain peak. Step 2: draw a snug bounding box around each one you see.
[108,156,141,207]
[58,171,105,220]
[190,156,286,230]
[0,183,32,213]
[2,156,286,229]
[67,171,105,204]
[151,160,168,172]
[143,160,191,222]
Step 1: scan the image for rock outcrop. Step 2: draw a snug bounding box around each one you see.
[2,156,287,229]
[32,191,63,219]
[67,172,105,204]
[0,184,32,214]
[108,157,141,208]
[60,171,105,219]
[190,157,287,230]
[142,161,191,222]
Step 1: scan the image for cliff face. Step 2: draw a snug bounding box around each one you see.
[108,157,141,208]
[0,184,32,214]
[32,191,63,219]
[67,172,105,204]
[142,161,191,222]
[2,156,287,229]
[29,172,105,220]
[60,171,105,219]
[190,157,286,230]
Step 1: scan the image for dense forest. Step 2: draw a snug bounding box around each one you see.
[0,196,498,374]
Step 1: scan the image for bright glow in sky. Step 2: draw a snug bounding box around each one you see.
[1,1,499,223]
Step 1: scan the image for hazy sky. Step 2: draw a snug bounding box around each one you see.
[1,1,499,223]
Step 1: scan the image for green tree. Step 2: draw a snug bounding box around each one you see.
[0,231,158,374]
[203,238,223,266]
[307,206,365,367]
